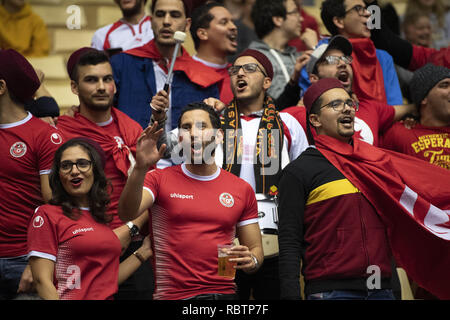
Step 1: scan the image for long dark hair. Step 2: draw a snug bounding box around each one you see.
[49,138,112,224]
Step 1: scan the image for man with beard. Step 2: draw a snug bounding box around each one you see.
[278,78,395,300]
[110,0,222,131]
[91,0,153,53]
[118,102,264,300]
[205,49,308,299]
[190,2,238,105]
[278,77,450,300]
[57,47,152,299]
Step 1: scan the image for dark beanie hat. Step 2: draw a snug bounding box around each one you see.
[67,47,97,80]
[236,49,274,80]
[303,78,345,113]
[410,63,450,106]
[0,49,40,103]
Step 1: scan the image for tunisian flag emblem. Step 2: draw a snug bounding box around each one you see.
[315,134,450,300]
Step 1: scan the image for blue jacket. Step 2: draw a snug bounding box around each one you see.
[111,53,220,129]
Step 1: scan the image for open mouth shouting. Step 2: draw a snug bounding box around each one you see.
[338,115,354,129]
[236,79,248,92]
[70,177,84,188]
[227,32,238,48]
[337,70,351,88]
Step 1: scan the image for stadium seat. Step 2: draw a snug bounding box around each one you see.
[52,29,96,53]
[27,55,67,80]
[31,4,88,28]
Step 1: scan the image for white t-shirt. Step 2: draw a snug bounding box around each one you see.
[91,15,154,51]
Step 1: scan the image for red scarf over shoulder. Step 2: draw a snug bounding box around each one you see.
[125,40,223,88]
[58,108,141,177]
[315,134,450,299]
[349,38,387,104]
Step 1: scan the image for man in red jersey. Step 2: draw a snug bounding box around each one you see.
[0,49,64,299]
[57,47,152,299]
[119,101,263,300]
[382,64,450,170]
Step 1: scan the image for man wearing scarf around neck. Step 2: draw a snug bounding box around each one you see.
[221,49,309,300]
[278,78,450,300]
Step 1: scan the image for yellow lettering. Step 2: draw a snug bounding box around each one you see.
[424,149,443,165]
[430,137,437,148]
[437,138,444,148]
[445,138,450,148]
[418,140,425,151]
[412,142,421,153]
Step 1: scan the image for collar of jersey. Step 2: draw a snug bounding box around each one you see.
[181,163,221,181]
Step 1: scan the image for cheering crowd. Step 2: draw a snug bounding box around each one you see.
[0,0,449,300]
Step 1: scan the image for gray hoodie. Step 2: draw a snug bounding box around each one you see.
[248,40,300,99]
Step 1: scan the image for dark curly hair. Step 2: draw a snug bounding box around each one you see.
[251,0,287,39]
[49,138,112,224]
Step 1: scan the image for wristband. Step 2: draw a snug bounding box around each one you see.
[133,250,147,263]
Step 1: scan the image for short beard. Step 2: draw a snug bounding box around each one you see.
[121,0,142,18]
[83,101,112,112]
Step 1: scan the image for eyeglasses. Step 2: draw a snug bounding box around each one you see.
[286,9,300,16]
[321,55,353,66]
[320,99,359,112]
[60,159,92,174]
[228,63,268,77]
[345,4,370,16]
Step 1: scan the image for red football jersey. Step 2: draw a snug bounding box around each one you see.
[27,204,121,300]
[0,113,64,257]
[144,164,259,300]
[354,98,395,147]
[58,113,142,229]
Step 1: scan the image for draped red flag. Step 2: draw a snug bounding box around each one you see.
[125,40,223,88]
[315,134,450,299]
[349,38,387,104]
[58,107,141,177]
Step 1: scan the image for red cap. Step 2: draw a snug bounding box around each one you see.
[236,49,274,80]
[303,78,345,112]
[0,49,40,103]
[67,47,97,80]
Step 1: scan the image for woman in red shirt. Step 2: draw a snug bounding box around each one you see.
[27,138,152,300]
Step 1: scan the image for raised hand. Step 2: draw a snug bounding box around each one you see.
[150,90,169,122]
[135,122,167,170]
[203,97,226,113]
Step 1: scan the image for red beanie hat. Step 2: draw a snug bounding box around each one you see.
[0,49,40,103]
[236,49,274,80]
[67,47,97,80]
[303,78,345,113]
